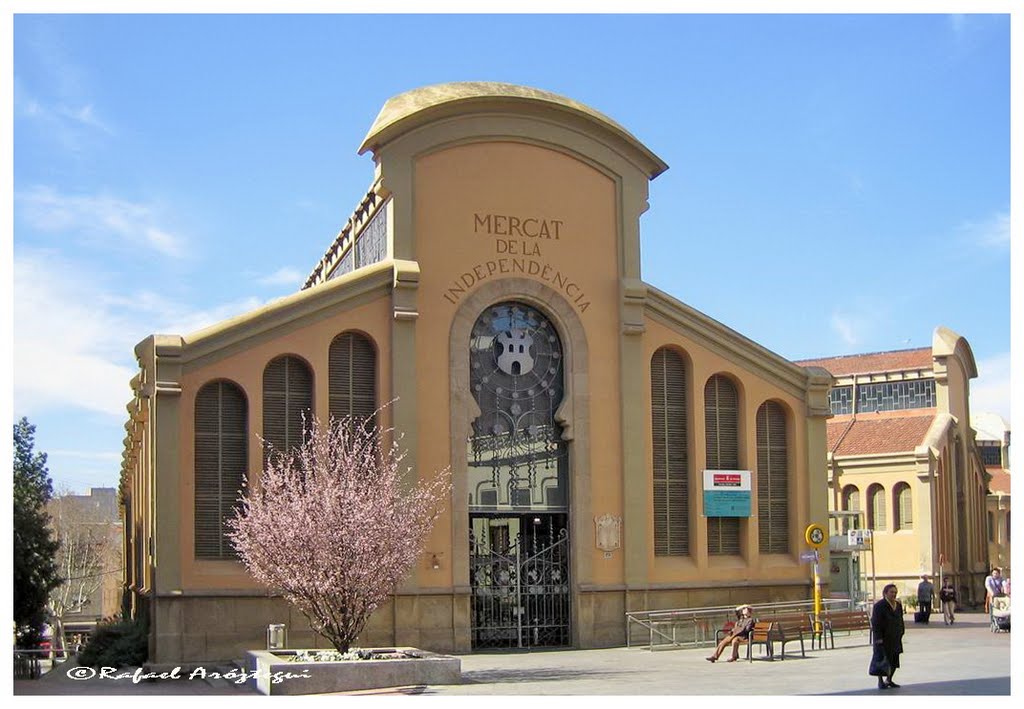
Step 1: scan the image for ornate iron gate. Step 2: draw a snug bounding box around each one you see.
[469,515,571,649]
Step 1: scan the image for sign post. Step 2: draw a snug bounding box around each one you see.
[804,523,827,634]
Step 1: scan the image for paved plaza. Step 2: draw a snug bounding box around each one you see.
[13,611,1011,696]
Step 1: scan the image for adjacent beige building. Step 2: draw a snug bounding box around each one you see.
[120,82,834,664]
[975,412,1010,576]
[797,329,991,605]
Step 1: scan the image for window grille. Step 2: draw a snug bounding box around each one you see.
[980,444,1002,467]
[194,380,248,559]
[355,208,387,268]
[705,374,740,555]
[652,347,689,556]
[467,302,567,512]
[329,332,377,426]
[856,379,935,413]
[263,355,313,467]
[829,385,853,415]
[756,401,789,554]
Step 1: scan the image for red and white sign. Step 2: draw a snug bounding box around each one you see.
[703,470,752,491]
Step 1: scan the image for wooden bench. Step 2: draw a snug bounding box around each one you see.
[744,621,775,662]
[764,612,811,659]
[819,609,872,649]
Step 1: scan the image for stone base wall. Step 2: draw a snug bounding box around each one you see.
[149,585,811,663]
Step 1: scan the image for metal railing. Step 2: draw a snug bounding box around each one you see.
[626,598,854,651]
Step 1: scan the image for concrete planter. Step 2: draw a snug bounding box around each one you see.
[245,647,461,695]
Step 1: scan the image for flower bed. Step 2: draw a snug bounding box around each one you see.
[245,647,461,695]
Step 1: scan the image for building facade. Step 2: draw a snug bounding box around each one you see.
[797,330,991,605]
[974,412,1010,576]
[121,82,833,663]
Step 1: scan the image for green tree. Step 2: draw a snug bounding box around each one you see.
[13,417,61,645]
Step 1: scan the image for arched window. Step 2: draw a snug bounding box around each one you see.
[194,380,247,559]
[329,332,377,425]
[652,347,689,556]
[841,485,861,533]
[867,484,886,531]
[263,355,313,466]
[893,482,913,531]
[705,374,740,555]
[467,302,566,511]
[756,401,789,554]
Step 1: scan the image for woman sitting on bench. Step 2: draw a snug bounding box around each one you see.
[707,604,755,663]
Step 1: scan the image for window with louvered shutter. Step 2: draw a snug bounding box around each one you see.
[756,401,789,554]
[867,484,886,531]
[893,483,912,531]
[705,375,740,555]
[842,486,860,512]
[841,485,860,533]
[651,347,689,556]
[194,380,248,559]
[329,332,377,427]
[263,355,313,467]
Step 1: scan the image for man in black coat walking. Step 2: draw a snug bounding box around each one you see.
[871,583,906,689]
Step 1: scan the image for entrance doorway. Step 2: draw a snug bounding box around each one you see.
[469,514,570,649]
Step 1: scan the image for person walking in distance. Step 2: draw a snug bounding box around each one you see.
[917,575,935,623]
[870,583,906,690]
[984,568,1003,613]
[939,577,957,625]
[706,604,755,663]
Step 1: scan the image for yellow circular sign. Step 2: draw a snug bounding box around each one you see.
[805,523,827,548]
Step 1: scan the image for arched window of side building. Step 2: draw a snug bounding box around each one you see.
[893,482,913,531]
[705,374,740,555]
[841,485,861,534]
[756,400,789,554]
[652,347,690,556]
[867,484,886,531]
[194,380,248,559]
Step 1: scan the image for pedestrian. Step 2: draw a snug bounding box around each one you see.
[917,574,935,623]
[984,568,1003,613]
[939,577,957,625]
[706,604,755,663]
[870,583,906,690]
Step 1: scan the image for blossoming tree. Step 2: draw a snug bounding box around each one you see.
[228,412,450,653]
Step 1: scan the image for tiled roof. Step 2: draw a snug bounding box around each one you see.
[988,469,1011,495]
[796,348,933,377]
[827,415,936,456]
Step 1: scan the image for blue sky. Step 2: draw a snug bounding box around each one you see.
[8,12,1013,494]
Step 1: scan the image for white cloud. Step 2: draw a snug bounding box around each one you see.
[257,267,305,287]
[16,185,188,258]
[13,251,269,419]
[14,79,113,151]
[14,254,138,418]
[957,211,1009,250]
[971,352,1011,425]
[56,103,112,134]
[830,311,861,347]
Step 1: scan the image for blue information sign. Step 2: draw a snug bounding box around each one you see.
[703,489,751,517]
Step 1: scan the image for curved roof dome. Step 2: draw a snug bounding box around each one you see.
[359,81,668,178]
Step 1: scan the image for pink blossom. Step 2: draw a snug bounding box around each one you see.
[227,407,451,652]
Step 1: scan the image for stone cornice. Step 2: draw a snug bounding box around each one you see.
[172,261,394,365]
[644,285,813,400]
[359,81,668,179]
